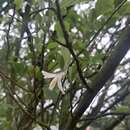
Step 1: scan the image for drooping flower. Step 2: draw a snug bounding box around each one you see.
[42,71,66,94]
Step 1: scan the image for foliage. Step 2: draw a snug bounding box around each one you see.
[0,0,130,130]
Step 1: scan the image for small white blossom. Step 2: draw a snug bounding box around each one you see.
[42,71,66,94]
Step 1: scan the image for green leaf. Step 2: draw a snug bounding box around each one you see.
[35,66,42,79]
[44,87,59,101]
[9,61,26,75]
[48,42,58,49]
[14,0,23,10]
[59,94,70,127]
[65,10,80,27]
[0,103,13,117]
[61,0,89,9]
[114,0,124,8]
[95,0,114,16]
[57,53,65,69]
[48,61,58,71]
[27,65,33,77]
[116,106,129,113]
[54,21,70,43]
[55,22,65,43]
[64,20,71,32]
[61,47,71,69]
[117,2,130,16]
[15,62,25,74]
[89,53,104,65]
[17,79,27,87]
[74,41,86,51]
[70,64,77,80]
[0,118,10,129]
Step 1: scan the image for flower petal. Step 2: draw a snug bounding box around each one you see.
[42,71,56,79]
[49,77,57,90]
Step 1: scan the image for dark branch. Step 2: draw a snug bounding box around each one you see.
[63,25,130,130]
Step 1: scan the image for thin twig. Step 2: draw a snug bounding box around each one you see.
[30,7,56,17]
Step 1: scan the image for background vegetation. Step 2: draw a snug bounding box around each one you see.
[0,0,130,130]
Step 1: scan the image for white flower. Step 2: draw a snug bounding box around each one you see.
[42,70,66,94]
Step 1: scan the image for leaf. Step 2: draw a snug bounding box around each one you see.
[74,41,86,51]
[44,87,59,101]
[14,0,23,10]
[17,79,27,86]
[65,10,80,28]
[48,61,58,71]
[27,65,33,77]
[61,47,71,69]
[114,0,124,8]
[95,0,114,16]
[0,118,10,129]
[55,22,65,43]
[116,2,130,16]
[89,53,104,65]
[64,20,71,32]
[0,103,13,117]
[35,66,42,79]
[15,62,25,74]
[57,53,65,69]
[48,42,58,49]
[61,0,89,9]
[70,64,77,80]
[116,106,129,113]
[59,94,70,127]
[10,61,26,75]
[54,21,70,43]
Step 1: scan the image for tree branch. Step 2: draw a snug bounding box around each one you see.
[62,26,130,130]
